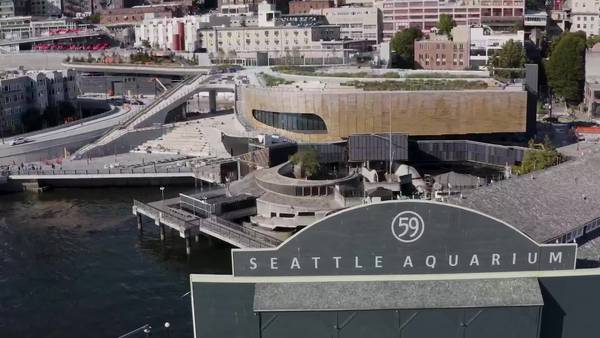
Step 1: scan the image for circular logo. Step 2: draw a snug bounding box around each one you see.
[391,211,425,243]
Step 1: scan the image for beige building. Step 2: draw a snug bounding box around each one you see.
[135,15,232,52]
[310,6,381,42]
[237,85,527,142]
[585,43,600,115]
[200,24,341,57]
[570,0,600,36]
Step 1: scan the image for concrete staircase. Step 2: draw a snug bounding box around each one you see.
[136,124,211,157]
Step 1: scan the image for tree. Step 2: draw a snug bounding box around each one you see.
[85,13,101,24]
[526,0,546,10]
[546,31,586,104]
[389,28,423,69]
[290,148,320,179]
[489,39,526,79]
[512,137,562,175]
[437,14,455,37]
[587,35,600,48]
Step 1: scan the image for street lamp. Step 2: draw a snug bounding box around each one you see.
[164,322,171,338]
[160,186,165,205]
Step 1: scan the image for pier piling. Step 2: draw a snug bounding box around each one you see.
[185,237,192,256]
[137,214,143,232]
[159,224,166,241]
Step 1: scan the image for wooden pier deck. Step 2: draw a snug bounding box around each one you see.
[132,198,281,254]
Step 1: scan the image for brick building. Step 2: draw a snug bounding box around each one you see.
[414,38,469,70]
[289,0,332,14]
[99,3,189,25]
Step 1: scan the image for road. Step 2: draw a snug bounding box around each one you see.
[0,100,147,164]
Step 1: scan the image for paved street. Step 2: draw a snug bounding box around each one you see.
[0,99,148,163]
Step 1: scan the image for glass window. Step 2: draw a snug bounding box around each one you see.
[252,110,327,131]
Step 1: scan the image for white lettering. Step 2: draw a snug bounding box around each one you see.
[403,256,413,268]
[469,254,479,266]
[375,256,383,268]
[312,256,320,269]
[290,257,301,270]
[270,257,278,270]
[491,253,501,266]
[333,256,342,269]
[249,257,257,270]
[448,254,459,267]
[549,252,562,264]
[354,256,363,269]
[512,253,517,265]
[528,252,538,264]
[425,255,436,269]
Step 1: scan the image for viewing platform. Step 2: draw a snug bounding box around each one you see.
[132,193,282,255]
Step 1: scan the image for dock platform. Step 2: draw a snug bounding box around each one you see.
[132,196,281,254]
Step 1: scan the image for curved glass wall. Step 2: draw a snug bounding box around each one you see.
[252,110,327,131]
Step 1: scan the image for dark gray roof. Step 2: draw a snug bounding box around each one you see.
[434,171,480,189]
[253,278,543,311]
[450,150,600,243]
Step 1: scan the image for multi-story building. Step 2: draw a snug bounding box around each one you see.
[0,69,76,133]
[199,2,342,60]
[199,23,341,57]
[0,16,80,41]
[289,0,332,14]
[469,25,524,67]
[524,9,547,28]
[310,6,381,42]
[135,15,232,52]
[218,0,290,14]
[584,43,600,115]
[99,4,190,25]
[570,0,600,36]
[377,0,525,40]
[414,37,470,70]
[62,0,92,17]
[0,0,15,17]
[29,0,63,17]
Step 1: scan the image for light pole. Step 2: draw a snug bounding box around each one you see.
[164,322,171,338]
[160,186,165,205]
[0,97,4,144]
[0,116,4,145]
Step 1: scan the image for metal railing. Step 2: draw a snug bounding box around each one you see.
[133,200,281,248]
[71,75,201,159]
[9,166,194,176]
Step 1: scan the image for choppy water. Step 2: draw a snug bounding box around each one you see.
[0,187,232,338]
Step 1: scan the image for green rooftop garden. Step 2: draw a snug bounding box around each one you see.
[340,79,489,91]
[261,73,294,87]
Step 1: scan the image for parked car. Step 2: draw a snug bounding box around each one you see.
[10,137,31,146]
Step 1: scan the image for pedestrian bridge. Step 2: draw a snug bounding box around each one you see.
[71,74,235,159]
[0,31,105,47]
[65,62,213,76]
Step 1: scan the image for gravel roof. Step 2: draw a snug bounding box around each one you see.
[254,278,543,311]
[450,149,600,243]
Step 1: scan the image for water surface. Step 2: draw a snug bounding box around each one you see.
[0,187,232,338]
